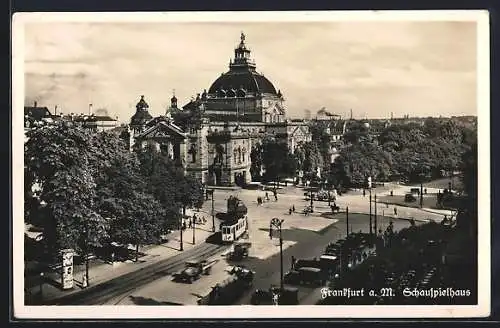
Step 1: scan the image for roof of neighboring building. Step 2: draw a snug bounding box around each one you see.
[24,106,53,121]
[71,115,117,122]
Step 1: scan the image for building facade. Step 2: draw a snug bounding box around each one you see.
[130,33,312,186]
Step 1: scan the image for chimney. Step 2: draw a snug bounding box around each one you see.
[34,101,37,107]
[89,103,93,115]
[54,105,58,115]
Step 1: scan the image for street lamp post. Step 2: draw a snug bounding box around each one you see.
[180,207,184,251]
[192,212,196,245]
[82,226,89,288]
[420,181,424,208]
[369,188,372,235]
[39,272,44,302]
[270,218,285,291]
[211,189,215,232]
[346,206,349,237]
[310,190,314,213]
[374,194,377,236]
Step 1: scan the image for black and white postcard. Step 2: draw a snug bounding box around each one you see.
[12,10,490,319]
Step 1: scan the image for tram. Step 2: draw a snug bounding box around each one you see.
[220,216,248,243]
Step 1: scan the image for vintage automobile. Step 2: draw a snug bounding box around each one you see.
[172,259,217,283]
[226,242,251,261]
[250,286,299,305]
[284,267,325,286]
[404,193,417,203]
[198,266,255,305]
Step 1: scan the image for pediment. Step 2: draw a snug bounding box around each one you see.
[137,121,186,140]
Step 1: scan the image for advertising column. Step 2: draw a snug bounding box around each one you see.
[61,249,74,290]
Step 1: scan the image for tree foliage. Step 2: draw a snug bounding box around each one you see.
[331,118,476,188]
[25,122,205,263]
[260,138,297,183]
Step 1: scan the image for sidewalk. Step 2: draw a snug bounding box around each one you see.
[25,223,216,304]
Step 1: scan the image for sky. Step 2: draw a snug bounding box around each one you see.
[22,19,478,122]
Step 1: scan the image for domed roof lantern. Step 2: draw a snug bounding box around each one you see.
[136,95,149,111]
[131,95,152,126]
[170,89,178,110]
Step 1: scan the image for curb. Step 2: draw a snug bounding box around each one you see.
[376,200,450,216]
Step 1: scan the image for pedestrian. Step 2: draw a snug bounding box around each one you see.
[390,190,393,197]
[292,205,295,213]
[394,207,397,216]
[363,189,366,197]
[424,188,427,195]
[289,207,292,215]
[192,214,197,225]
[274,191,278,201]
[188,218,192,229]
[265,192,269,201]
[291,256,296,269]
[182,221,187,231]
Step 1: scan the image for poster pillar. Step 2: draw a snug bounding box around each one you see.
[61,249,74,290]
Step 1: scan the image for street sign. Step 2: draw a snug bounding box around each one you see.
[61,249,74,290]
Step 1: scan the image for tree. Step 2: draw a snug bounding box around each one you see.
[261,138,297,184]
[460,141,477,214]
[25,124,110,269]
[25,123,172,281]
[302,142,324,175]
[109,192,166,262]
[250,143,263,181]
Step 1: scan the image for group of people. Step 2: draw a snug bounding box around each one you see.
[257,189,278,205]
[181,213,207,231]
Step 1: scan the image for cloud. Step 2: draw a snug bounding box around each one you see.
[21,20,477,121]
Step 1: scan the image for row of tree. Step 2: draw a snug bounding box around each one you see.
[25,122,204,271]
[328,118,476,188]
[246,117,476,193]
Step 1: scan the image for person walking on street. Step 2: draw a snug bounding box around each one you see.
[292,205,295,213]
[273,189,278,201]
[291,256,296,269]
[188,218,192,229]
[394,207,397,216]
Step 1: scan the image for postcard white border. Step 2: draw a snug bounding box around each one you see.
[12,10,491,319]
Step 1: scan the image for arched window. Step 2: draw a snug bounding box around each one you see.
[242,147,247,163]
[188,143,197,163]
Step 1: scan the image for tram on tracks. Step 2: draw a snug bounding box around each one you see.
[220,216,248,243]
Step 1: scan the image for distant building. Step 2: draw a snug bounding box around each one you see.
[64,114,118,132]
[24,101,119,138]
[24,101,58,130]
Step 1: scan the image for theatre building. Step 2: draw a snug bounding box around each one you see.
[129,33,311,186]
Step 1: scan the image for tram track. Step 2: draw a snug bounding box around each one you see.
[47,243,228,305]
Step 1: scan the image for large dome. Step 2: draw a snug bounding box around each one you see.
[208,70,278,95]
[207,33,279,97]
